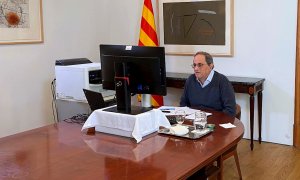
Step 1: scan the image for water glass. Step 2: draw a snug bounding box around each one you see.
[175,110,185,125]
[194,111,207,131]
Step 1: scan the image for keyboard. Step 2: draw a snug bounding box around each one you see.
[166,115,177,125]
[101,90,116,102]
[101,90,116,97]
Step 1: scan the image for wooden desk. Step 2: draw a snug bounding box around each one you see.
[0,111,244,179]
[166,72,265,150]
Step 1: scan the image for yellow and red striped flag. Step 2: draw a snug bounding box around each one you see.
[138,0,164,107]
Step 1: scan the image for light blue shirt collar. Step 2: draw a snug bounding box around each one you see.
[197,70,214,88]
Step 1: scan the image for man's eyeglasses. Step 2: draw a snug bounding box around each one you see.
[191,63,207,68]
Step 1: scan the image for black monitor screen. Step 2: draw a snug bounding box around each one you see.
[99,44,167,114]
[100,44,166,95]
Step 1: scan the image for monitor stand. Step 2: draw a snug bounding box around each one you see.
[103,105,152,115]
[104,62,153,115]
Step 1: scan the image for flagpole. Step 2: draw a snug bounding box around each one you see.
[141,94,151,107]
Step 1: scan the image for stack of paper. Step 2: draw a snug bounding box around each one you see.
[158,106,212,120]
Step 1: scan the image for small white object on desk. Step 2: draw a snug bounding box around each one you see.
[81,106,171,143]
[169,125,189,136]
[219,123,236,129]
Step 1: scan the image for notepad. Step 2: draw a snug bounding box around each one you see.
[219,123,236,129]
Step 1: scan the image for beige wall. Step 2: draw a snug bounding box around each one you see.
[0,0,109,137]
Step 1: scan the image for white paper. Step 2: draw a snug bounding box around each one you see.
[158,106,212,118]
[219,123,236,129]
[185,112,212,120]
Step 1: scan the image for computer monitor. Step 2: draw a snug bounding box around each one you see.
[100,44,166,114]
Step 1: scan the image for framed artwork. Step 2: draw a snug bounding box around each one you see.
[157,0,233,56]
[0,0,43,44]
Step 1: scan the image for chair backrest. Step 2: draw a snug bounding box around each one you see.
[83,89,105,111]
[235,104,241,120]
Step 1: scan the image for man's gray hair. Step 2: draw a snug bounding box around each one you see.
[194,51,214,65]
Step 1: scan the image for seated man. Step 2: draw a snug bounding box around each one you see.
[180,51,236,117]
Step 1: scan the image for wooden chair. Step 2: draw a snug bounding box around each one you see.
[217,104,242,180]
[188,105,242,180]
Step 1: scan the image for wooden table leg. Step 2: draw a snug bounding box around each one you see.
[217,156,223,180]
[250,95,254,150]
[258,91,263,144]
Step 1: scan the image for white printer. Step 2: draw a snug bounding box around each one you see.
[55,63,101,101]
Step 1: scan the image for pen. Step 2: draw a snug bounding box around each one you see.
[161,110,171,113]
[160,107,175,111]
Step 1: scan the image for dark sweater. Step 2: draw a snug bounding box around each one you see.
[180,71,236,117]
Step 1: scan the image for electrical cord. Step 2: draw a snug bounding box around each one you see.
[50,78,92,124]
[63,113,89,125]
[51,78,58,123]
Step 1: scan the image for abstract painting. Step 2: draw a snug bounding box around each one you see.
[158,0,233,56]
[0,0,43,44]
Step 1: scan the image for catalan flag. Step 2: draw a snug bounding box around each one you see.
[138,0,164,107]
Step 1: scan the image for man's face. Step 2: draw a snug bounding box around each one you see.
[193,54,213,82]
